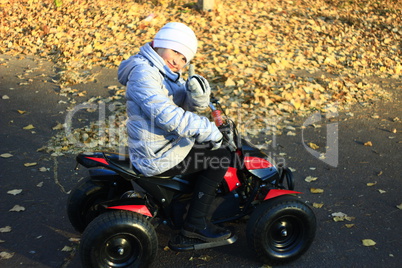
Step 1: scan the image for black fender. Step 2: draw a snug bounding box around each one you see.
[88,168,119,178]
[87,169,132,190]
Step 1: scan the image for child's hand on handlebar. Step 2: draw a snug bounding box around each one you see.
[195,123,223,150]
[209,138,223,150]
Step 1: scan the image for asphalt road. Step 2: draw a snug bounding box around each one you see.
[1,55,401,268]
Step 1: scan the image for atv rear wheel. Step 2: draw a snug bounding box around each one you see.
[246,195,316,266]
[67,177,110,233]
[80,210,157,268]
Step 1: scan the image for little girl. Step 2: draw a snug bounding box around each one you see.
[118,22,231,242]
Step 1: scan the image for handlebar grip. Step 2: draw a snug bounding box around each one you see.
[212,110,223,126]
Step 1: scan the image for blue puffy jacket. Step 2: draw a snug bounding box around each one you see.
[118,43,220,176]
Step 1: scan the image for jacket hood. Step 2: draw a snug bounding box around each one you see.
[118,43,179,86]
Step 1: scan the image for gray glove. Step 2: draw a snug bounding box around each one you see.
[195,122,223,147]
[186,74,211,109]
[210,138,223,150]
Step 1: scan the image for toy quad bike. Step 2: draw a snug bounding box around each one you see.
[67,94,316,267]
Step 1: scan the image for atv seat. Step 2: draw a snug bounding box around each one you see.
[103,152,141,176]
[77,152,195,192]
[104,152,176,179]
[77,152,174,179]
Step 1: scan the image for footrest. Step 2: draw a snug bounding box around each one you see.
[168,234,237,251]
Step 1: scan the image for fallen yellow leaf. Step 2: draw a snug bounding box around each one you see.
[364,141,373,146]
[61,246,73,252]
[7,189,22,196]
[23,124,35,130]
[362,239,376,247]
[313,203,324,208]
[38,167,48,172]
[52,123,64,130]
[0,153,13,158]
[0,251,14,260]
[308,142,319,150]
[333,215,355,222]
[331,212,354,222]
[9,205,25,212]
[225,78,236,87]
[310,188,324,194]
[0,226,12,233]
[69,237,80,243]
[333,216,344,222]
[17,110,27,114]
[24,162,37,167]
[36,146,47,152]
[396,204,402,210]
[305,176,318,182]
[366,182,377,186]
[198,255,212,261]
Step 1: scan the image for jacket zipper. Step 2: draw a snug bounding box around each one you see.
[154,139,175,155]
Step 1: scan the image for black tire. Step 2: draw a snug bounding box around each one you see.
[80,210,158,268]
[246,195,316,266]
[67,177,110,233]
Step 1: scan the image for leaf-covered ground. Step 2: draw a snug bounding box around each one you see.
[1,0,401,152]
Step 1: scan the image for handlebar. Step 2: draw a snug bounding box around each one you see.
[208,97,237,152]
[187,62,237,152]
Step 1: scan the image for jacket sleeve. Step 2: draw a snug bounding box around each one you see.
[126,64,219,142]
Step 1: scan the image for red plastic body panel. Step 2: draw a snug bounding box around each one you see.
[264,189,301,200]
[108,205,153,217]
[224,167,241,191]
[86,156,109,165]
[244,156,273,170]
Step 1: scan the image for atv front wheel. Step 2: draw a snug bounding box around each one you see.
[80,210,158,268]
[246,195,316,266]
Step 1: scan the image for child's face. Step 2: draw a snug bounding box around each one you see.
[155,48,187,73]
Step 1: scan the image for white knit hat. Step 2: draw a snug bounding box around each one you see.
[153,22,198,63]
